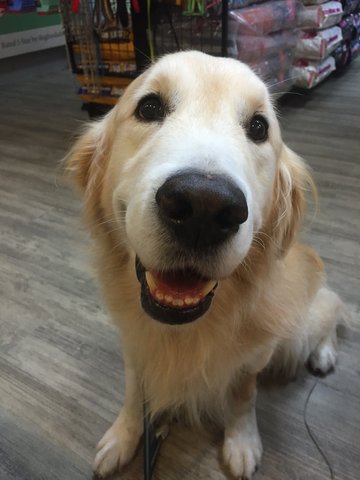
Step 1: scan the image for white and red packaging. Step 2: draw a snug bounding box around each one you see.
[292,56,336,88]
[298,1,343,29]
[295,26,343,59]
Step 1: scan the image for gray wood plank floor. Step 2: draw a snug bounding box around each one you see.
[0,50,359,480]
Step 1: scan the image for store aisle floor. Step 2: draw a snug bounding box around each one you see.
[0,51,359,480]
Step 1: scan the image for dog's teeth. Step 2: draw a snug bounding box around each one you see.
[145,271,157,292]
[164,294,173,304]
[145,271,217,309]
[155,291,164,301]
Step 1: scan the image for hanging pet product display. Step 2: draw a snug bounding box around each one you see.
[60,0,226,112]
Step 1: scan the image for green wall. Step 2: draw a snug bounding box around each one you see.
[0,13,62,35]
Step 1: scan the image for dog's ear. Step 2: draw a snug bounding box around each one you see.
[65,110,115,194]
[271,145,316,256]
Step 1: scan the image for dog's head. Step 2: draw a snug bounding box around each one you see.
[67,51,313,326]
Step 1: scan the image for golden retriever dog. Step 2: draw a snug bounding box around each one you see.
[67,51,343,479]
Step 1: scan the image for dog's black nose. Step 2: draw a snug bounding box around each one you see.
[155,171,248,250]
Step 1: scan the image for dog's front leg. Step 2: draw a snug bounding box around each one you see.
[223,373,262,480]
[94,363,143,478]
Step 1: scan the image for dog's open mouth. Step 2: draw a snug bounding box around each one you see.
[135,258,218,325]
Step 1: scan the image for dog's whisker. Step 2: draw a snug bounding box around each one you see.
[99,219,126,229]
[94,221,121,234]
[275,91,305,97]
[267,74,302,90]
[239,257,253,277]
[256,230,281,250]
[256,230,272,241]
[95,217,118,227]
[101,228,123,238]
[94,213,127,230]
[252,236,266,252]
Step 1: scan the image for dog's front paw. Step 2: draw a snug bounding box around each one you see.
[307,340,337,377]
[94,415,142,478]
[223,430,262,480]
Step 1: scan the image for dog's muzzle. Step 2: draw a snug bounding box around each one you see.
[135,170,247,324]
[136,258,218,325]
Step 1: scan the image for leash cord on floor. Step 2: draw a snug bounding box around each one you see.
[303,379,335,480]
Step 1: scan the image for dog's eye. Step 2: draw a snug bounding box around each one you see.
[247,115,269,143]
[136,94,165,122]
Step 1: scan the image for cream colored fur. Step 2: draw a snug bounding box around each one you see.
[66,52,343,479]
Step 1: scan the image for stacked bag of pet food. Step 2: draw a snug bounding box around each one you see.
[332,1,360,69]
[228,0,300,93]
[292,1,345,88]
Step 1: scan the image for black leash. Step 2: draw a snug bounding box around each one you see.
[143,402,169,480]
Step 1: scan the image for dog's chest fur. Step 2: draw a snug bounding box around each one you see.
[95,242,322,421]
[98,254,281,420]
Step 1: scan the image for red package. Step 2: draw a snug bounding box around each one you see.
[229,0,298,36]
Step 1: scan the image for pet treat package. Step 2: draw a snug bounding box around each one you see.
[292,56,336,88]
[229,30,296,63]
[295,26,343,59]
[298,1,343,29]
[229,0,298,36]
[228,0,300,91]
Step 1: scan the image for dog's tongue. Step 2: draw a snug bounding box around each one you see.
[145,270,217,308]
